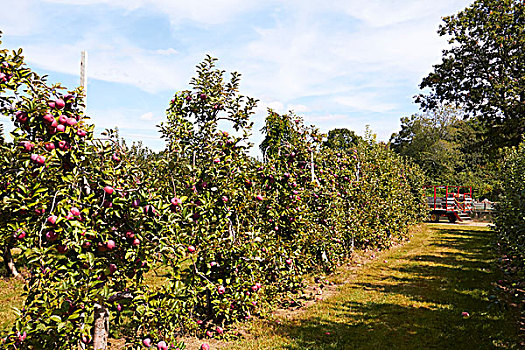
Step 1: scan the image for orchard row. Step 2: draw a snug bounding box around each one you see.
[0,39,426,350]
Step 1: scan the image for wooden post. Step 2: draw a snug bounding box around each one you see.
[310,150,314,183]
[93,303,109,350]
[80,51,87,111]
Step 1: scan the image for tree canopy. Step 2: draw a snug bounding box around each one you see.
[416,0,525,149]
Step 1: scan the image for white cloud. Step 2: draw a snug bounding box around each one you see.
[139,112,155,120]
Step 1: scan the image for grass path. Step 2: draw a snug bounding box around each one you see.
[221,224,520,350]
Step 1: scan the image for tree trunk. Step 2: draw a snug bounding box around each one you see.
[3,242,23,281]
[93,303,109,350]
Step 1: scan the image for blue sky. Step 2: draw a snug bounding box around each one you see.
[0,0,472,157]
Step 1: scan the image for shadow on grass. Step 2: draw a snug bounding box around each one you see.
[265,226,519,349]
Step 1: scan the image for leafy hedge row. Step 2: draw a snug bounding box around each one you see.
[0,40,425,350]
[494,142,525,278]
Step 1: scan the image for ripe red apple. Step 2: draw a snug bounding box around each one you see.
[132,238,140,246]
[216,326,223,335]
[48,101,56,108]
[16,230,26,239]
[77,129,86,137]
[285,259,292,265]
[218,286,226,294]
[109,263,117,274]
[58,115,68,124]
[201,343,210,350]
[142,338,152,347]
[213,158,220,163]
[170,197,181,206]
[36,155,46,165]
[46,231,57,241]
[56,124,65,132]
[104,186,114,195]
[66,118,77,126]
[55,98,65,109]
[44,142,55,151]
[16,112,28,123]
[70,207,80,216]
[43,113,55,123]
[256,195,264,201]
[106,240,116,250]
[157,341,168,350]
[112,153,120,162]
[188,245,196,253]
[58,141,69,150]
[126,231,135,239]
[47,215,57,225]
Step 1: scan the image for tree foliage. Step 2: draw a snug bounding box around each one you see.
[417,0,525,149]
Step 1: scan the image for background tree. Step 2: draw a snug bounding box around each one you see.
[416,0,525,150]
[324,128,362,152]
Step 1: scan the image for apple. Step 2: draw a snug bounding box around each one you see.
[188,245,196,253]
[55,98,65,109]
[132,238,140,246]
[206,330,213,338]
[16,230,26,239]
[106,240,116,250]
[256,195,264,201]
[58,141,69,150]
[285,259,293,265]
[213,158,220,163]
[201,343,210,350]
[43,113,54,123]
[218,286,226,294]
[16,112,28,123]
[36,155,46,165]
[170,197,181,206]
[143,338,152,347]
[216,326,223,335]
[157,341,168,350]
[47,215,57,225]
[20,141,34,152]
[126,231,135,239]
[77,129,86,137]
[30,154,38,162]
[48,101,56,109]
[56,124,65,132]
[46,231,57,241]
[70,207,80,216]
[109,263,117,274]
[104,186,114,195]
[66,117,77,126]
[44,142,55,151]
[112,153,120,162]
[58,115,68,124]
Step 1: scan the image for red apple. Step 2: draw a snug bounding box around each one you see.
[109,263,117,274]
[104,186,114,195]
[157,341,168,350]
[201,343,210,350]
[106,240,116,250]
[43,113,55,123]
[218,286,226,294]
[44,142,55,151]
[77,129,86,137]
[143,338,152,347]
[47,215,57,225]
[56,124,65,132]
[256,195,264,201]
[46,231,58,241]
[216,326,223,335]
[58,115,68,124]
[132,238,140,246]
[55,98,65,109]
[66,118,77,126]
[188,245,196,253]
[70,207,80,216]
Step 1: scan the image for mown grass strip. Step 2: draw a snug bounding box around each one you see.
[221,224,520,350]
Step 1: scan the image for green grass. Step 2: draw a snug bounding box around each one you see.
[0,277,24,331]
[221,224,520,349]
